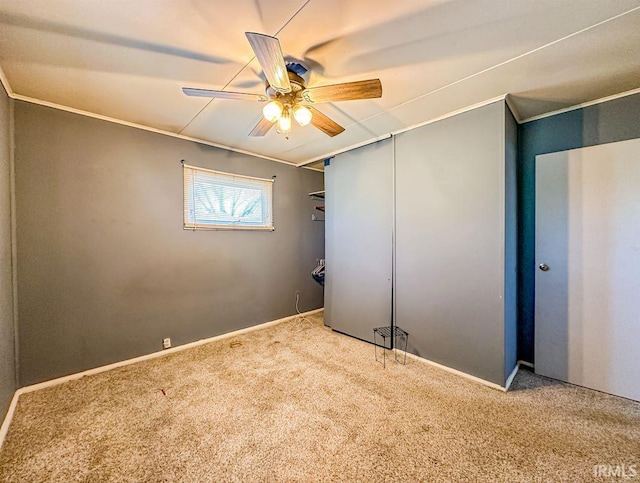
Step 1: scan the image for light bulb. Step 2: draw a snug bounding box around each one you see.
[262,100,283,122]
[293,105,312,126]
[277,108,291,134]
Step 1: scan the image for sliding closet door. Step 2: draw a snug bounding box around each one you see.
[395,101,507,385]
[325,139,393,342]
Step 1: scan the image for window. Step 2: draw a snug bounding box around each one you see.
[183,164,274,230]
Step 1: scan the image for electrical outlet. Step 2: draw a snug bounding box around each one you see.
[162,338,171,349]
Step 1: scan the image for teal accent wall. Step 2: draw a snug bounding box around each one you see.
[517,92,640,363]
[504,105,518,380]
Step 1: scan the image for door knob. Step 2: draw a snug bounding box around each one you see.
[539,263,550,272]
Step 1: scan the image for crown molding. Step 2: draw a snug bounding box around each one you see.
[296,94,508,167]
[0,65,14,98]
[518,86,640,124]
[10,91,310,168]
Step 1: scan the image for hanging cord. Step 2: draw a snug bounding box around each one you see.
[288,292,313,332]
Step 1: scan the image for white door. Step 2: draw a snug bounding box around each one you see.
[535,138,640,401]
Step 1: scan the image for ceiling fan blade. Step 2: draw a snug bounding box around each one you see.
[245,32,292,94]
[249,117,275,137]
[308,107,345,137]
[301,79,382,103]
[182,87,267,102]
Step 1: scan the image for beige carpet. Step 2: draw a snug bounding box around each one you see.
[1,313,639,482]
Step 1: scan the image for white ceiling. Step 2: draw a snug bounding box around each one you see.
[1,0,639,167]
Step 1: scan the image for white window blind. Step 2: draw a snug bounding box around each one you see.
[183,164,274,230]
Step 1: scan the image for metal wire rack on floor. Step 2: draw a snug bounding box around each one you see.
[373,326,409,368]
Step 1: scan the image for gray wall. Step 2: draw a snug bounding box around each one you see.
[518,92,640,363]
[15,101,324,386]
[0,85,15,418]
[395,101,514,386]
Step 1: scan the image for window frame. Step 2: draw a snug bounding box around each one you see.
[183,163,274,231]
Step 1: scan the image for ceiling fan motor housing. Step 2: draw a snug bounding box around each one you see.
[266,71,306,106]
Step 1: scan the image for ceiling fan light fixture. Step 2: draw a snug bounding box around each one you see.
[276,108,292,134]
[183,32,381,138]
[263,100,283,122]
[293,105,312,126]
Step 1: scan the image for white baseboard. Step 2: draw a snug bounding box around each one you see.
[0,391,20,451]
[517,360,535,369]
[0,308,323,450]
[504,364,519,391]
[404,352,520,392]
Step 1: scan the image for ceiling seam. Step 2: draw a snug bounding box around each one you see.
[287,4,640,159]
[377,4,640,118]
[177,0,312,136]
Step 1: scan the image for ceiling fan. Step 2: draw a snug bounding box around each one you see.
[182,32,382,138]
